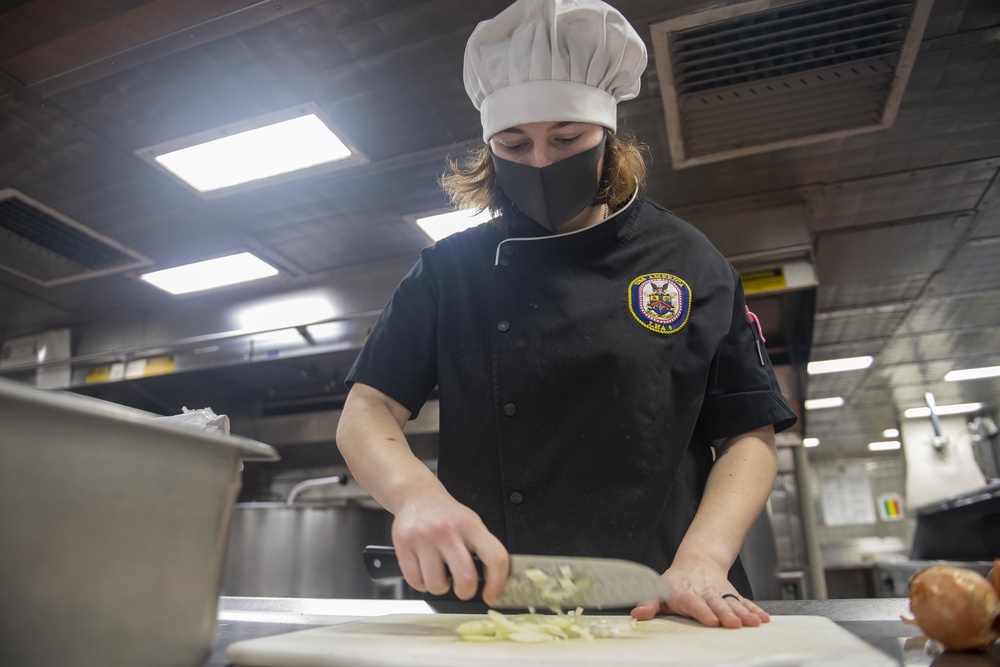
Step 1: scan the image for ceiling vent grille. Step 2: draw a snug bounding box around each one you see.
[0,189,150,286]
[650,0,933,168]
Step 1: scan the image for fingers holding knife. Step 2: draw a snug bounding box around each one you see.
[472,539,510,606]
[389,498,510,603]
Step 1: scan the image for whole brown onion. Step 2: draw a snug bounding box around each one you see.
[904,565,1000,651]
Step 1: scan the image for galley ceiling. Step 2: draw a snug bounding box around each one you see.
[0,0,999,460]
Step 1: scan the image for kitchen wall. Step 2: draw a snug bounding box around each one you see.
[782,411,999,598]
[811,457,911,564]
[901,413,995,508]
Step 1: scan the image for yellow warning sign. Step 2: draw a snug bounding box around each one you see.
[85,365,114,384]
[740,267,787,295]
[142,355,176,376]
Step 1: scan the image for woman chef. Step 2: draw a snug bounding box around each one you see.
[337,0,797,629]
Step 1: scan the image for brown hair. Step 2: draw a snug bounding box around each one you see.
[439,129,648,222]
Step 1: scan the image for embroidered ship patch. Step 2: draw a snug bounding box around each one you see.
[628,273,691,334]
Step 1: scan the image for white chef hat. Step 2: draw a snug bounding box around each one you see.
[464,0,647,142]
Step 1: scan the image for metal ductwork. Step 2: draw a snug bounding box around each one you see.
[0,188,150,286]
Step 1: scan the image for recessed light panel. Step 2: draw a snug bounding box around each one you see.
[137,105,366,196]
[868,440,901,451]
[903,402,984,418]
[804,396,845,410]
[945,365,1000,381]
[413,209,495,242]
[140,252,278,295]
[807,356,873,375]
[234,295,335,332]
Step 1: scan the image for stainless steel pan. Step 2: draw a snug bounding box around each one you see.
[0,377,277,667]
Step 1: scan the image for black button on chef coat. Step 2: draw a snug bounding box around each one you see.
[346,192,796,598]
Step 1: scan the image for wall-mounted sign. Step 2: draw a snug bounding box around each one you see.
[877,492,905,521]
[740,267,787,294]
[125,355,176,379]
[85,362,125,384]
[819,463,877,526]
[738,260,818,296]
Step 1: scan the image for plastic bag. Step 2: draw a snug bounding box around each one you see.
[151,407,230,436]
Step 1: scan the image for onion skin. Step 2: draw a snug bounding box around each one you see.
[907,565,1000,651]
[989,560,999,597]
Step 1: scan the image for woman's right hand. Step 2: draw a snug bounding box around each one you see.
[336,383,508,604]
[391,490,509,604]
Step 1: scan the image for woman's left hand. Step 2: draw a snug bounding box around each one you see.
[629,556,770,628]
[631,426,777,628]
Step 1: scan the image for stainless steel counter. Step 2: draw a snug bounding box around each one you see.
[208,597,1000,666]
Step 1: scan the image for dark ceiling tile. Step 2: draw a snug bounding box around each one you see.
[903,291,1000,334]
[813,304,908,346]
[927,238,1000,296]
[817,274,927,311]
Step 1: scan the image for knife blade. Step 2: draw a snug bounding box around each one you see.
[363,545,672,610]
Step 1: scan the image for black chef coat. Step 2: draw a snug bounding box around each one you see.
[346,191,797,598]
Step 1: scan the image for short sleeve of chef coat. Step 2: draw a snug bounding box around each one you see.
[344,250,438,419]
[697,266,797,440]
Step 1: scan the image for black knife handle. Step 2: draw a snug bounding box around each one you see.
[363,545,404,579]
[363,545,486,581]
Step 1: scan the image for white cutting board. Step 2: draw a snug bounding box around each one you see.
[225,614,898,667]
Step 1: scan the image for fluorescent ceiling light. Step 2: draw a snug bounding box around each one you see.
[804,396,845,410]
[903,402,985,418]
[802,438,820,448]
[306,321,351,342]
[807,356,873,375]
[153,114,353,192]
[414,209,494,242]
[868,440,901,451]
[235,295,335,333]
[250,328,304,346]
[945,365,1000,382]
[882,428,899,438]
[140,252,277,295]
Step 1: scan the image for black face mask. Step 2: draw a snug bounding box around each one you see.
[492,138,606,232]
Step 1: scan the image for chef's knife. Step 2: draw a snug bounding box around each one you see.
[363,545,672,610]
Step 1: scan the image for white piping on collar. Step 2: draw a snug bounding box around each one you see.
[494,186,639,266]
